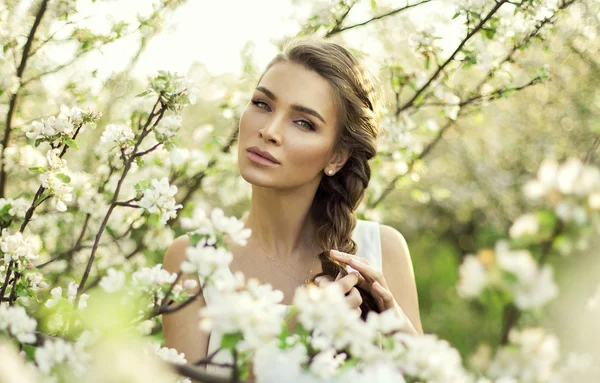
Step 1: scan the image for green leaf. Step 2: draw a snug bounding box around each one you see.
[188,233,204,247]
[134,180,150,191]
[56,173,71,183]
[65,138,79,150]
[370,0,377,10]
[148,214,160,227]
[28,166,46,173]
[452,12,461,19]
[220,332,243,349]
[135,90,150,98]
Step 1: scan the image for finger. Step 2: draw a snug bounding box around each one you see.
[345,264,365,285]
[372,281,395,311]
[315,275,334,286]
[334,252,386,288]
[338,272,360,294]
[335,271,343,282]
[345,287,363,309]
[330,249,370,265]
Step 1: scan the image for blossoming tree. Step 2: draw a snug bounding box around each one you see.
[1,0,598,382]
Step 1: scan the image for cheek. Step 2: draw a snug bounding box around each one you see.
[285,135,332,172]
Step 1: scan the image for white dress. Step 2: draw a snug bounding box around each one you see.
[201,219,382,374]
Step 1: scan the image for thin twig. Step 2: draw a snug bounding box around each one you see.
[326,0,434,37]
[396,0,509,115]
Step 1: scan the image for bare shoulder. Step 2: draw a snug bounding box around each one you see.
[378,223,424,334]
[163,234,190,273]
[379,224,410,259]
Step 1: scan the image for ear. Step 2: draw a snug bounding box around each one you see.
[326,146,350,174]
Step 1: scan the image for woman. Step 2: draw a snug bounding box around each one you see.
[162,38,423,367]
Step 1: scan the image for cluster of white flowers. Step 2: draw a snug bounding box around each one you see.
[100,123,135,146]
[408,26,440,55]
[488,327,559,382]
[182,207,252,247]
[495,241,558,310]
[395,333,471,383]
[26,105,98,142]
[150,344,191,383]
[39,149,73,212]
[154,114,182,143]
[35,336,90,377]
[0,231,38,270]
[99,268,127,293]
[200,272,286,350]
[433,87,461,120]
[182,239,233,278]
[457,241,558,310]
[138,177,182,225]
[44,281,89,310]
[0,197,30,219]
[456,254,488,299]
[0,303,37,343]
[525,158,600,224]
[146,71,198,109]
[293,283,398,365]
[508,213,540,239]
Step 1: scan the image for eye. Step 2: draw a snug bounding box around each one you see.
[295,119,316,131]
[251,99,271,111]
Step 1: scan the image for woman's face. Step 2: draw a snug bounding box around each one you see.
[238,60,343,190]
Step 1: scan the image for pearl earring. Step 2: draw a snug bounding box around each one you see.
[328,169,334,175]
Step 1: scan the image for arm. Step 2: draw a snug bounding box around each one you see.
[162,235,210,364]
[379,224,424,335]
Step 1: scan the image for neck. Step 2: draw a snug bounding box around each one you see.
[244,182,321,259]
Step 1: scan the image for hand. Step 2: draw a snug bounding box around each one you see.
[315,271,363,316]
[329,249,407,320]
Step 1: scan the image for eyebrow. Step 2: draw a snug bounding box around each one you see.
[256,86,327,125]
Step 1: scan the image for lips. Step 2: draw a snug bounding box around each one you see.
[246,146,280,164]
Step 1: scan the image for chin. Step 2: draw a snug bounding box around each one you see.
[238,164,279,188]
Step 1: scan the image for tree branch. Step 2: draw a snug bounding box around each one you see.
[396,0,508,115]
[0,0,50,198]
[326,0,434,37]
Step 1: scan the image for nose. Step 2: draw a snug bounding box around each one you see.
[259,115,284,145]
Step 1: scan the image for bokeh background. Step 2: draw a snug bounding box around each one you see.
[3,0,600,378]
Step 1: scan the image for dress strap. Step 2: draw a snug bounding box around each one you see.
[352,219,382,272]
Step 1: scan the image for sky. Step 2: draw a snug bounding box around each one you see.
[40,0,461,94]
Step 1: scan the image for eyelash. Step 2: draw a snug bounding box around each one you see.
[251,99,316,131]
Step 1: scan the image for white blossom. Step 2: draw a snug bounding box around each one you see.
[182,240,233,277]
[155,114,182,142]
[495,241,558,310]
[138,177,183,225]
[0,197,29,219]
[0,232,38,270]
[309,348,347,380]
[457,255,488,299]
[199,273,286,350]
[99,268,126,293]
[488,327,560,383]
[44,282,89,310]
[35,337,90,376]
[0,303,37,344]
[395,332,470,383]
[100,123,135,145]
[509,214,540,239]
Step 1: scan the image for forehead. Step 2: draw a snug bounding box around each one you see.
[258,61,338,126]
